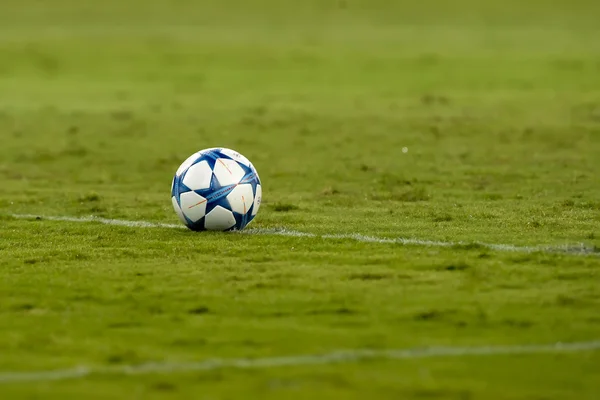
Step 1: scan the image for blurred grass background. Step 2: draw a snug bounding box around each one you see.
[1,0,599,243]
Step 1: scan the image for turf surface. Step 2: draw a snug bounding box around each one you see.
[1,0,600,398]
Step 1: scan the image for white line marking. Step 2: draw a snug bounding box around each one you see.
[2,215,599,382]
[7,214,599,256]
[1,340,599,384]
[9,214,185,229]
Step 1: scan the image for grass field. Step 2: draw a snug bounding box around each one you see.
[1,0,600,398]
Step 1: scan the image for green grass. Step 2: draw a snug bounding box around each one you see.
[1,0,600,398]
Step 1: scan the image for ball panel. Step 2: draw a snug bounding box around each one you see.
[218,148,251,167]
[250,164,261,183]
[213,158,245,187]
[176,152,200,176]
[182,160,212,191]
[196,148,221,169]
[233,210,250,230]
[226,184,254,215]
[251,184,262,216]
[171,196,188,225]
[205,205,236,231]
[180,191,208,223]
[186,216,206,231]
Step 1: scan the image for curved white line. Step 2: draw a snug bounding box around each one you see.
[0,340,599,384]
[7,214,599,256]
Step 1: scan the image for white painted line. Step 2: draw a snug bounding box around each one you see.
[9,214,185,229]
[1,340,599,384]
[7,214,599,256]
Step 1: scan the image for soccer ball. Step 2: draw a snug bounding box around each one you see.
[171,148,262,231]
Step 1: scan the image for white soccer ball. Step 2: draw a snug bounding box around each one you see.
[171,148,262,231]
